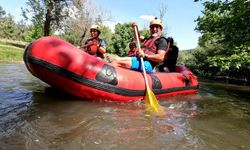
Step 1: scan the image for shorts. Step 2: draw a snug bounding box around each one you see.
[131,57,153,73]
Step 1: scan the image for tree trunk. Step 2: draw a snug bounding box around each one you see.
[44,0,53,36]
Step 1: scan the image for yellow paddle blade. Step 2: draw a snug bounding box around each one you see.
[145,87,164,113]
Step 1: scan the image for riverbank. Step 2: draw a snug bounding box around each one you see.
[199,76,250,86]
[0,38,119,63]
[0,39,27,62]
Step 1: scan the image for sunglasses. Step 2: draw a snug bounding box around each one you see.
[150,25,161,30]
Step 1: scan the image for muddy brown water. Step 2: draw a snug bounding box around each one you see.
[0,63,249,150]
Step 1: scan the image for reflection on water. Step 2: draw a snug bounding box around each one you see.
[0,63,249,149]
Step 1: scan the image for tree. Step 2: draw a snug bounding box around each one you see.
[140,28,150,38]
[59,0,112,46]
[192,0,250,81]
[99,25,113,53]
[0,7,17,39]
[111,23,134,56]
[158,2,168,34]
[22,0,71,37]
[0,6,28,41]
[195,0,250,49]
[15,20,29,41]
[0,6,6,19]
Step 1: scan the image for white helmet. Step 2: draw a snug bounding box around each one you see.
[90,24,101,33]
[150,17,164,29]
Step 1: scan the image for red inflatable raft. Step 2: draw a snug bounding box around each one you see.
[23,36,199,102]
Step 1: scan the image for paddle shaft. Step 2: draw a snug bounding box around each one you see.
[133,26,150,89]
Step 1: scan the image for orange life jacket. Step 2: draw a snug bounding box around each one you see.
[85,38,104,58]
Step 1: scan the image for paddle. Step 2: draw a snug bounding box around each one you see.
[133,25,164,113]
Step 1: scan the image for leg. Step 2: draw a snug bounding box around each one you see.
[111,57,132,69]
[112,57,153,73]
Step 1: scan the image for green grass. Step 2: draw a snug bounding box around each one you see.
[0,39,27,62]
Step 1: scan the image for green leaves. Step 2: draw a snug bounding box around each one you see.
[109,23,134,56]
[188,0,250,80]
[22,0,71,37]
[196,0,250,47]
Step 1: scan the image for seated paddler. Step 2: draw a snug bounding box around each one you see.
[111,17,169,73]
[84,24,106,59]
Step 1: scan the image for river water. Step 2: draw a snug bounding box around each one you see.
[0,63,249,150]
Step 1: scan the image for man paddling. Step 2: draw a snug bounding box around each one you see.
[112,17,169,73]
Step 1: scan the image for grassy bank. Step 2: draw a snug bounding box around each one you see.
[0,39,27,62]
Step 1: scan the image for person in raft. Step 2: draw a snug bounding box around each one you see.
[111,17,169,73]
[84,24,106,59]
[158,37,179,72]
[127,40,138,57]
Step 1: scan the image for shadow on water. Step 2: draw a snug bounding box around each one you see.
[0,63,250,149]
[200,78,250,97]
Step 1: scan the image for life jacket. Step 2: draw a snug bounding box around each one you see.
[85,38,104,58]
[141,35,161,55]
[141,35,167,67]
[128,48,138,57]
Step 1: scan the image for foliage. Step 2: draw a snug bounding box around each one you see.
[110,23,134,56]
[0,6,6,19]
[186,0,250,81]
[0,6,28,41]
[58,0,112,47]
[99,25,113,53]
[140,28,150,39]
[24,23,44,42]
[207,45,250,75]
[22,0,71,37]
[0,15,17,39]
[177,49,203,75]
[196,0,250,49]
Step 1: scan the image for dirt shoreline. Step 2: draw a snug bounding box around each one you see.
[0,60,24,64]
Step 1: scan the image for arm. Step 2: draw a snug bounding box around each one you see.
[98,39,106,54]
[144,50,166,63]
[138,38,168,62]
[98,46,106,54]
[131,22,145,41]
[82,38,94,50]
